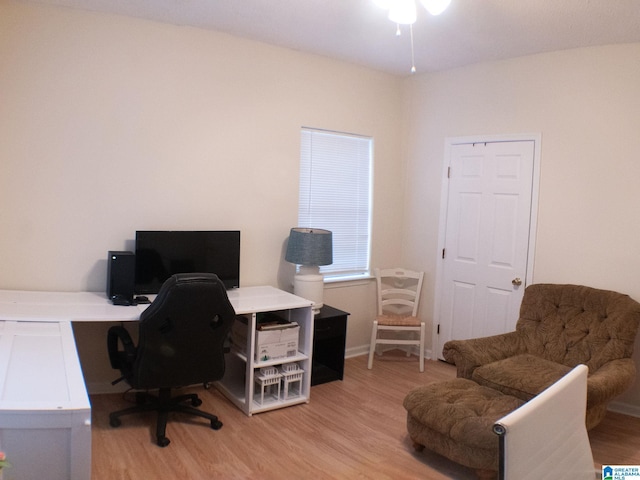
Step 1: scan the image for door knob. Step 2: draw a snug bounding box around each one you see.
[512,277,522,286]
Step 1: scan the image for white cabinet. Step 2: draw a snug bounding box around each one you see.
[0,321,91,480]
[217,287,313,415]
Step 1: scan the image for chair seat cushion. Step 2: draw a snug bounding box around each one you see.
[376,314,421,326]
[472,354,573,401]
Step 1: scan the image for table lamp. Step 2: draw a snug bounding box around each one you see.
[285,228,333,315]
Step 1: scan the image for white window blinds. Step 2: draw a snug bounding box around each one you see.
[299,128,372,278]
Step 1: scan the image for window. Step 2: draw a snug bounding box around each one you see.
[298,128,372,279]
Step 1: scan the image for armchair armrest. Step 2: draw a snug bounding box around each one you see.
[586,358,636,407]
[442,331,525,379]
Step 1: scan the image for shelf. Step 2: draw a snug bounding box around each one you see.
[229,348,308,368]
[254,352,308,369]
[250,395,308,414]
[216,289,313,416]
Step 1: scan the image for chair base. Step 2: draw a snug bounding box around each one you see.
[368,320,425,372]
[109,388,223,447]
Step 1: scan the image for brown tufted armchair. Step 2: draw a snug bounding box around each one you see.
[443,284,640,430]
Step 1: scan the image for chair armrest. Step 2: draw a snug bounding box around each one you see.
[107,325,136,369]
[442,331,525,379]
[587,358,636,407]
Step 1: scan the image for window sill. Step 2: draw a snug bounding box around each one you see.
[324,273,373,288]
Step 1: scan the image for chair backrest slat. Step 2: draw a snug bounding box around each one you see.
[375,267,424,317]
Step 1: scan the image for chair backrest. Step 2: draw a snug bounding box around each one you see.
[375,268,424,317]
[494,364,595,480]
[132,273,236,389]
[517,284,640,371]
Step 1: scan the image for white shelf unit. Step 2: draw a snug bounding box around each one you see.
[216,287,313,416]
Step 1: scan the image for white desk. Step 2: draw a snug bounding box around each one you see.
[0,320,91,480]
[0,290,143,322]
[0,286,311,480]
[0,286,310,320]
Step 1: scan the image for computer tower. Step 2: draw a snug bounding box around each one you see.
[107,251,135,302]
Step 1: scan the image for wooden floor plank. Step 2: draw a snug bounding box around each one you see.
[91,352,640,479]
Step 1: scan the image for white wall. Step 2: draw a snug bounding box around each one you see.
[0,1,404,387]
[402,43,640,412]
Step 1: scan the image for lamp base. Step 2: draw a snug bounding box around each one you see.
[293,266,324,315]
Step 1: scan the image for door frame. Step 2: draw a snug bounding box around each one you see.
[431,133,542,359]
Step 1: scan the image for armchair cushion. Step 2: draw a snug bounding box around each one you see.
[471,354,572,401]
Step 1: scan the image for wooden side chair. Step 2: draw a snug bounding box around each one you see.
[368,267,425,372]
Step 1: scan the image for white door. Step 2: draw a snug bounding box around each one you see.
[436,139,538,358]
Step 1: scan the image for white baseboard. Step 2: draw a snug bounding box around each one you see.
[345,345,370,358]
[345,345,434,360]
[607,400,640,418]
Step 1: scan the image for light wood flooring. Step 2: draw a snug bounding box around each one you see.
[91,351,640,479]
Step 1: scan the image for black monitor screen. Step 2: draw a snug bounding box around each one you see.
[135,230,240,293]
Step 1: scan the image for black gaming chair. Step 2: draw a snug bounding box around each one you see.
[107,273,236,447]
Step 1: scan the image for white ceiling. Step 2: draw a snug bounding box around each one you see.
[19,0,640,76]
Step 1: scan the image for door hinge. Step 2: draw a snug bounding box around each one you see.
[437,324,440,334]
[447,166,451,178]
[442,248,446,259]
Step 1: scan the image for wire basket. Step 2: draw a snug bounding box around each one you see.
[255,366,282,405]
[280,363,304,400]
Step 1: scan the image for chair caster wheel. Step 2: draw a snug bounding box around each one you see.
[211,419,223,430]
[191,397,202,407]
[156,436,170,447]
[135,392,147,404]
[109,416,121,428]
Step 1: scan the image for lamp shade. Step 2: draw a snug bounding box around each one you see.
[285,228,333,266]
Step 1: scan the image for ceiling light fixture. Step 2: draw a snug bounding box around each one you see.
[373,0,451,73]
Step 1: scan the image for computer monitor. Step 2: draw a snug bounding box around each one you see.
[134,230,240,294]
